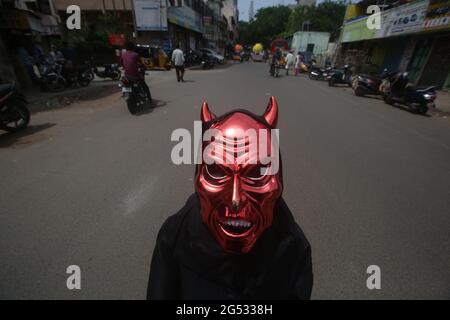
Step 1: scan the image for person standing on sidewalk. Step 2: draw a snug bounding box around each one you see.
[171,45,185,82]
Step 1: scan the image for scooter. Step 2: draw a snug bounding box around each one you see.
[0,82,30,132]
[92,63,121,80]
[382,72,436,115]
[327,65,352,87]
[352,70,395,96]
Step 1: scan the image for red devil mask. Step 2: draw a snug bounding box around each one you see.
[195,96,283,254]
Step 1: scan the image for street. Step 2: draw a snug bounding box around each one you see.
[0,62,449,299]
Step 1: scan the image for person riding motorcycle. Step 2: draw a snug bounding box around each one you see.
[120,41,152,102]
[270,49,282,75]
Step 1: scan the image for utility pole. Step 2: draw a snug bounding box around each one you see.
[130,0,138,38]
[249,0,254,21]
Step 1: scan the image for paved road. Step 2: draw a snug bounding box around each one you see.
[1,62,449,299]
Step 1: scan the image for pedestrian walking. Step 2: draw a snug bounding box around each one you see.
[294,52,302,76]
[285,51,295,76]
[171,45,185,82]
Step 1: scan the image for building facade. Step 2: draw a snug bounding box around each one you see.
[0,0,61,86]
[336,0,450,90]
[52,0,238,52]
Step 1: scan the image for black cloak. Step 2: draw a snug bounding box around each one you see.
[147,193,313,299]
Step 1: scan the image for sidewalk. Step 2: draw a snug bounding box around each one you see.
[25,80,119,113]
[435,90,450,113]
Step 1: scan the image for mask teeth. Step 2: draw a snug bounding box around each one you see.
[224,219,252,228]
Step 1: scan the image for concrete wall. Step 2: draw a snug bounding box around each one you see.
[290,31,330,55]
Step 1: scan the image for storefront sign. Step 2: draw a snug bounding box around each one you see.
[423,0,450,30]
[167,6,202,33]
[341,16,377,42]
[134,0,168,31]
[380,0,429,37]
[108,34,126,46]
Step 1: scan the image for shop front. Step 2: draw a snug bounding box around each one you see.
[167,5,203,51]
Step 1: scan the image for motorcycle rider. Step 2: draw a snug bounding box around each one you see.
[120,41,152,102]
[270,48,281,75]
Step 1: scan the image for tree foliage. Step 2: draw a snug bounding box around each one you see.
[238,1,347,45]
[238,6,292,46]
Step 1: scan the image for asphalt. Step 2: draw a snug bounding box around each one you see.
[0,62,449,299]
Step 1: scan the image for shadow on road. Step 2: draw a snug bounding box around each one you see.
[0,123,56,148]
[134,99,167,116]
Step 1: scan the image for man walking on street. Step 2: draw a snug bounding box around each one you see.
[171,45,185,82]
[285,51,295,76]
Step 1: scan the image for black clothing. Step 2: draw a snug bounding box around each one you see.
[175,66,185,82]
[147,193,313,300]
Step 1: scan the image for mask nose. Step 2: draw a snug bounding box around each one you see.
[231,175,242,212]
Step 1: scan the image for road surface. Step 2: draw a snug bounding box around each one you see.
[1,62,449,299]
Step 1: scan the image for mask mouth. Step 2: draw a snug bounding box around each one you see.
[219,219,255,238]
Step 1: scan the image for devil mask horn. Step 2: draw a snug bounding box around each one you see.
[263,96,278,128]
[201,102,216,122]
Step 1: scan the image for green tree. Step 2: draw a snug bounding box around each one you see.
[286,1,346,41]
[238,5,292,46]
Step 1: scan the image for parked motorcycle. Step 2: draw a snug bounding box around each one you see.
[63,61,94,87]
[40,60,93,91]
[352,70,395,97]
[382,72,436,115]
[39,61,66,92]
[92,63,121,80]
[327,65,353,87]
[309,66,333,81]
[0,83,30,132]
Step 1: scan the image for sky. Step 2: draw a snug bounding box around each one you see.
[238,0,298,22]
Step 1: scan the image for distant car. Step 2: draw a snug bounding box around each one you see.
[199,48,224,64]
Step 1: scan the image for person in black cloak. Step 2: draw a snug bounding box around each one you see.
[147,97,313,299]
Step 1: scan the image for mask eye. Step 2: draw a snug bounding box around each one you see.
[246,165,270,181]
[205,164,228,180]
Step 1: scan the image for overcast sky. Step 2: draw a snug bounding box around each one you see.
[238,0,298,22]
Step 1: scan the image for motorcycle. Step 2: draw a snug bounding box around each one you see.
[119,68,152,115]
[309,66,333,81]
[270,62,280,77]
[63,61,94,87]
[382,72,436,115]
[327,65,353,87]
[0,82,30,132]
[40,60,94,91]
[39,61,66,92]
[92,63,121,80]
[352,70,395,97]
